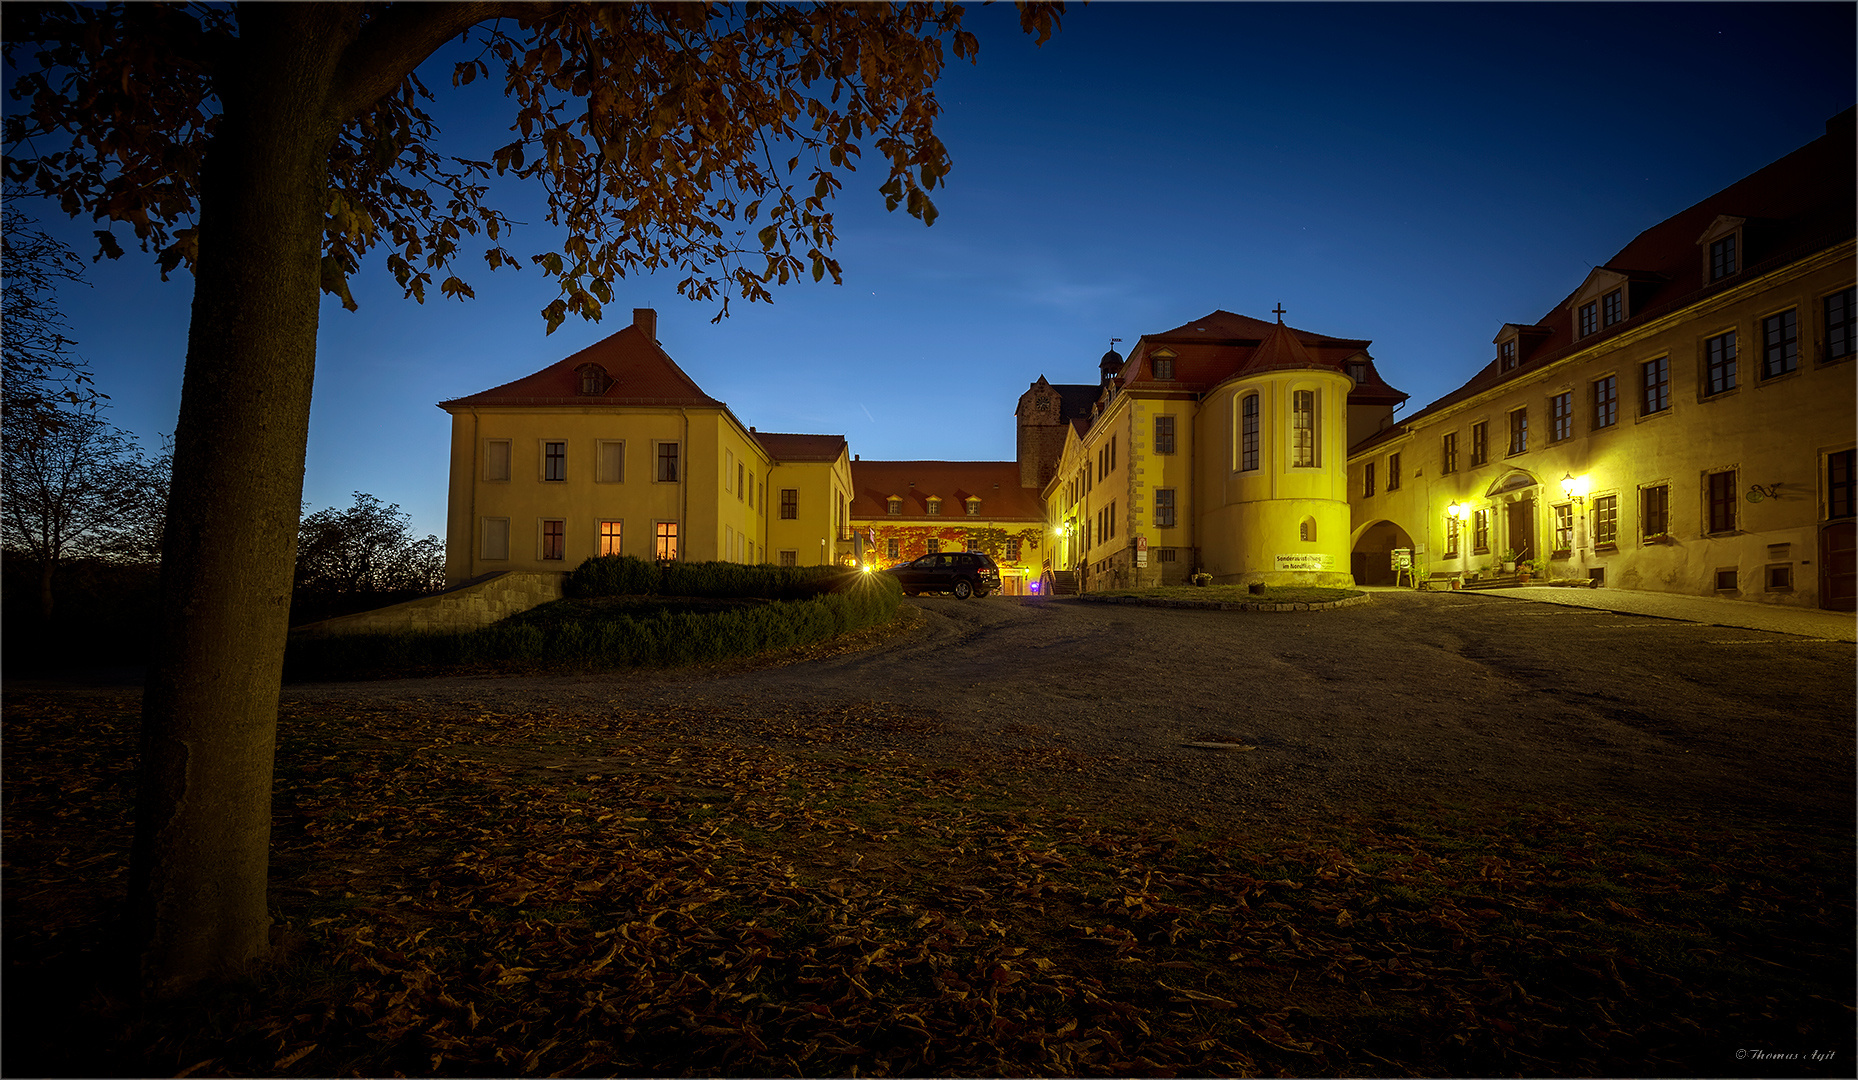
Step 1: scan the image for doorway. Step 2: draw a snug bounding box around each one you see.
[1822,521,1855,611]
[1506,499,1537,562]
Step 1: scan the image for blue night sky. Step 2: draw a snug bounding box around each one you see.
[12,2,1855,540]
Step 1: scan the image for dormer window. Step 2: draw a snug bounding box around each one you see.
[1151,349,1176,381]
[965,497,981,516]
[1698,215,1746,283]
[1578,301,1598,338]
[926,497,941,516]
[887,496,902,516]
[576,363,611,395]
[1346,361,1367,384]
[1499,340,1517,371]
[1709,235,1737,281]
[1602,289,1623,327]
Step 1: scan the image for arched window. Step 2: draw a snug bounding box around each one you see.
[1299,517,1316,542]
[1239,393,1260,471]
[1291,389,1318,467]
[577,364,610,395]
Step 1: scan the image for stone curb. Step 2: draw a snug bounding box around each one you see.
[1070,593,1371,613]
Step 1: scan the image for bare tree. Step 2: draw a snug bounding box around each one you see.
[1,403,147,618]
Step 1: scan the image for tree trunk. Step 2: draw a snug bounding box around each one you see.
[39,555,55,622]
[128,8,351,996]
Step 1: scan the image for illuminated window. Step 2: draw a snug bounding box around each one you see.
[1291,390,1317,467]
[1594,494,1618,546]
[1704,331,1737,396]
[1707,470,1737,534]
[543,441,566,481]
[1826,287,1855,361]
[1441,432,1458,473]
[1154,414,1176,454]
[1602,289,1623,327]
[1553,504,1573,554]
[1239,394,1260,471]
[1472,509,1490,554]
[1761,310,1797,379]
[599,520,622,556]
[1641,357,1669,414]
[541,518,565,560]
[1470,421,1488,466]
[1387,453,1401,491]
[1593,376,1618,429]
[654,521,678,560]
[1549,392,1572,442]
[1507,408,1527,455]
[1640,485,1669,540]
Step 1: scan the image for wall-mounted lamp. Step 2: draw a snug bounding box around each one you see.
[1560,472,1590,506]
[1446,502,1467,520]
[1745,483,1782,503]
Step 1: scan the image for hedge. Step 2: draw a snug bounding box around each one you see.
[284,567,901,681]
[566,555,856,601]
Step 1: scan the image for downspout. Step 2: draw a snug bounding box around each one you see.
[679,408,690,560]
[469,409,480,579]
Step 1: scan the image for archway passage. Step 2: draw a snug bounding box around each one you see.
[1351,520,1415,586]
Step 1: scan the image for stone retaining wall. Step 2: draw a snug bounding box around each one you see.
[290,571,566,639]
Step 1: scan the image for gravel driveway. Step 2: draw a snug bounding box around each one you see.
[285,591,1855,829]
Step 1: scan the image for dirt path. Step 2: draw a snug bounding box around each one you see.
[278,592,1855,829]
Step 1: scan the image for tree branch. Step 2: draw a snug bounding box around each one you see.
[329,1,558,125]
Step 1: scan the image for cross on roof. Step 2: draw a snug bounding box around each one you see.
[1272,303,1287,322]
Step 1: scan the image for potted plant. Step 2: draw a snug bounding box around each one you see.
[1498,548,1518,573]
[1191,571,1213,587]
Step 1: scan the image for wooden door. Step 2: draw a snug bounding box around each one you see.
[1507,499,1537,561]
[1821,522,1856,611]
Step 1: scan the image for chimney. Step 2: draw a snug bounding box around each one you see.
[633,307,656,341]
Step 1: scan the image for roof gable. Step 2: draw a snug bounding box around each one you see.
[439,311,722,409]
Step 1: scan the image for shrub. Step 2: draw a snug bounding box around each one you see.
[285,571,901,680]
[567,555,856,601]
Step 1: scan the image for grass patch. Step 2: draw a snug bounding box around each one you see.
[5,694,1851,1078]
[1093,584,1364,604]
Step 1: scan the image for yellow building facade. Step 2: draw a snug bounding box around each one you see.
[1028,313,1406,591]
[1348,110,1856,609]
[439,309,850,583]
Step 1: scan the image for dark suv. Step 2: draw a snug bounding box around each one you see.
[883,551,1002,599]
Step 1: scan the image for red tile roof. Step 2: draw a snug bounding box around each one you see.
[1359,107,1857,451]
[849,460,1045,522]
[1108,309,1406,407]
[439,317,722,409]
[754,432,847,463]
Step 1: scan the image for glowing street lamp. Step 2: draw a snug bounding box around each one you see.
[1560,472,1590,506]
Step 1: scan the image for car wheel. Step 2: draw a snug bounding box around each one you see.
[904,589,919,596]
[952,579,973,600]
